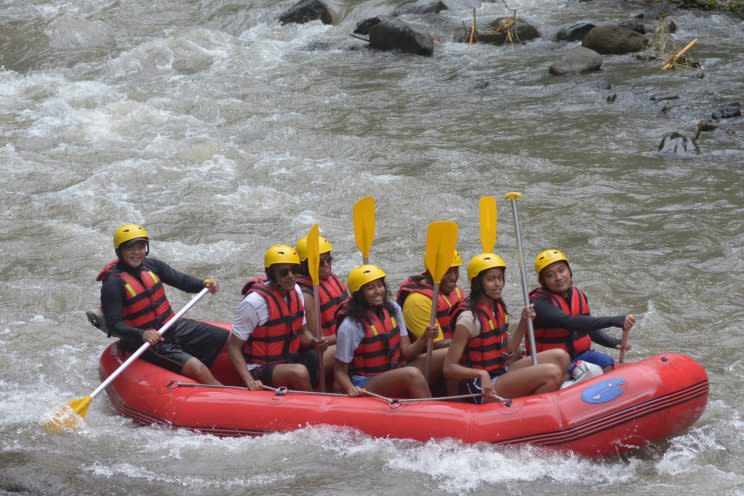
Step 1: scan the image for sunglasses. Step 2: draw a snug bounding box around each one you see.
[276,266,298,278]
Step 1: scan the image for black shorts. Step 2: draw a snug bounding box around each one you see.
[139,319,228,374]
[251,348,319,388]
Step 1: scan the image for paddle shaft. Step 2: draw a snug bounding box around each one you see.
[507,198,538,366]
[424,282,441,380]
[312,284,326,391]
[88,288,210,400]
[619,329,630,363]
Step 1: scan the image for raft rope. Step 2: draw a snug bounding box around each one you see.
[166,381,512,407]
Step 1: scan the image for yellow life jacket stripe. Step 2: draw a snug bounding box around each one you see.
[123,283,137,298]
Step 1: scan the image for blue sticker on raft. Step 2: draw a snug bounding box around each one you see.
[581,379,626,404]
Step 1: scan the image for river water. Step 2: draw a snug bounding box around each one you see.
[1,0,743,494]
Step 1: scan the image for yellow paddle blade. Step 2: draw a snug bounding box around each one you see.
[353,196,375,261]
[424,221,459,283]
[41,396,92,433]
[479,196,497,253]
[307,224,320,286]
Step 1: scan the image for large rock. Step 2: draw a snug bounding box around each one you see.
[279,0,333,25]
[477,17,540,45]
[394,0,448,16]
[554,22,596,42]
[582,25,648,54]
[658,132,699,155]
[368,17,434,56]
[549,47,603,75]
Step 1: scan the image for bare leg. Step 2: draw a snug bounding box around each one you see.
[181,357,222,386]
[322,345,337,390]
[510,349,570,381]
[493,363,564,399]
[364,366,431,399]
[272,364,313,391]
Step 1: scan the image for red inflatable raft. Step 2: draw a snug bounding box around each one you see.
[99,325,708,458]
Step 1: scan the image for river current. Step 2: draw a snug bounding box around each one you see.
[1,0,743,495]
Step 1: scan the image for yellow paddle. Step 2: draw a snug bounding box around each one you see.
[306,223,326,392]
[353,196,375,264]
[504,192,538,365]
[479,196,497,252]
[41,287,210,433]
[423,221,459,379]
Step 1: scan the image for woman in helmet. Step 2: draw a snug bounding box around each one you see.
[334,265,436,399]
[294,234,349,383]
[97,224,226,385]
[443,253,569,403]
[530,249,634,373]
[228,245,328,392]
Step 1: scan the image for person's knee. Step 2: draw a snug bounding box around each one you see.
[544,364,564,388]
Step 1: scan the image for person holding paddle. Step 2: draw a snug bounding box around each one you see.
[443,253,569,403]
[530,249,634,374]
[228,244,328,391]
[334,265,434,399]
[396,250,464,348]
[294,233,349,383]
[97,224,227,386]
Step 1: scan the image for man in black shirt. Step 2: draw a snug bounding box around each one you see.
[98,224,227,384]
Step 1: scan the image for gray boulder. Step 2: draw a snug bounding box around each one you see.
[658,132,699,155]
[555,22,596,42]
[279,0,333,25]
[394,0,448,16]
[368,18,434,56]
[549,47,603,75]
[582,25,648,54]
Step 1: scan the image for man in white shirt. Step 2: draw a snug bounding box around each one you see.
[227,245,327,391]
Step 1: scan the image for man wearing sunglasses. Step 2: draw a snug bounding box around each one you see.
[228,244,328,392]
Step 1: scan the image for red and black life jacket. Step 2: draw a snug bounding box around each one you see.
[240,277,305,365]
[96,259,174,331]
[395,273,464,338]
[337,303,401,377]
[528,286,591,356]
[450,298,510,377]
[295,273,349,337]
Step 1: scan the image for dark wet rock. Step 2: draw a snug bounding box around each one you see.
[476,17,540,45]
[394,0,448,16]
[582,25,649,54]
[658,132,699,154]
[555,22,596,42]
[549,47,603,75]
[607,92,617,103]
[650,94,679,101]
[474,80,490,89]
[354,16,384,35]
[711,102,742,120]
[279,0,333,25]
[368,17,434,56]
[620,18,646,33]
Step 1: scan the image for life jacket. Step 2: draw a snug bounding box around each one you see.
[336,303,401,377]
[295,273,349,337]
[240,277,305,365]
[96,259,174,331]
[528,286,591,356]
[449,298,510,377]
[395,273,464,338]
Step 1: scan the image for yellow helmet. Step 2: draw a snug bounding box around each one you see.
[535,249,569,275]
[467,252,506,282]
[347,264,386,294]
[451,249,463,267]
[264,244,300,268]
[113,224,149,249]
[423,249,462,270]
[295,234,334,262]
